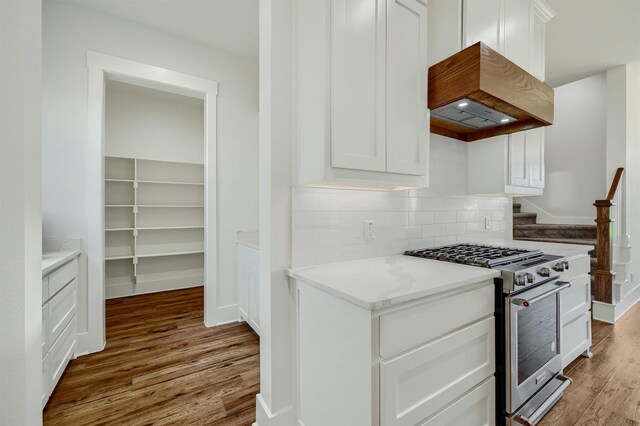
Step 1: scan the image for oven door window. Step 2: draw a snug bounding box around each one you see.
[517,294,558,385]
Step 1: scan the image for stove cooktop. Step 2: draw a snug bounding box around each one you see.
[404,243,542,268]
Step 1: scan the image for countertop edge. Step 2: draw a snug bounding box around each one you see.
[287,267,500,310]
[42,250,81,276]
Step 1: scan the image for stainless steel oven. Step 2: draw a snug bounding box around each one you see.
[503,278,572,425]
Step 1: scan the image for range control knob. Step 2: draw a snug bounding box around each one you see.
[524,273,535,284]
[552,262,566,272]
[538,267,551,278]
[514,274,526,286]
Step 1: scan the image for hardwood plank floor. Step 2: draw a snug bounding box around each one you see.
[540,303,640,425]
[44,287,260,426]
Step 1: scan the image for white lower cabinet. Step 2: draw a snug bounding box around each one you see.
[42,255,79,408]
[421,378,496,426]
[295,280,495,425]
[237,243,259,335]
[559,254,592,368]
[380,318,495,425]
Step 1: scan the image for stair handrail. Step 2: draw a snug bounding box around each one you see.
[593,167,625,304]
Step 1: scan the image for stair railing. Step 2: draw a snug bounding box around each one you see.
[593,167,625,304]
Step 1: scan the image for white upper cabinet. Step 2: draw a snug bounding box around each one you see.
[463,0,504,51]
[386,0,429,175]
[296,0,429,189]
[330,0,386,172]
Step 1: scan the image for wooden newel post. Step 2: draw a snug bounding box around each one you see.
[592,199,615,304]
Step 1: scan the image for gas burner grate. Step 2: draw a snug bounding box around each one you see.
[404,243,541,268]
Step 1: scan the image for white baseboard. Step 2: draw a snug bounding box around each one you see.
[255,394,295,426]
[515,197,594,225]
[593,281,640,323]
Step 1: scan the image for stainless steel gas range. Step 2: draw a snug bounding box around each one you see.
[405,243,573,426]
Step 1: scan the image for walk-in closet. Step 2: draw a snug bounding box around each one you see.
[104,80,205,299]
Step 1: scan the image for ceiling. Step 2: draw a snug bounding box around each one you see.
[545,0,640,87]
[64,0,259,59]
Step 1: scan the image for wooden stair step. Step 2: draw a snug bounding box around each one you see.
[513,212,537,225]
[514,236,597,247]
[513,224,596,240]
[513,203,522,213]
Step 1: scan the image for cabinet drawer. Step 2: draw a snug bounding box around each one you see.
[380,317,495,425]
[42,276,49,304]
[561,274,590,325]
[48,258,78,298]
[420,378,495,426]
[42,353,50,409]
[560,254,591,282]
[48,314,77,394]
[562,311,591,369]
[48,279,77,348]
[42,304,50,357]
[379,282,493,358]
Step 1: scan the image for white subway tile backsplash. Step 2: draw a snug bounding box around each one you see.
[422,223,446,238]
[408,211,435,225]
[456,210,476,223]
[434,210,457,224]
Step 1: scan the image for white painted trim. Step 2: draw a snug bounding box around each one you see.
[515,197,595,225]
[592,281,640,324]
[84,51,220,356]
[255,393,295,426]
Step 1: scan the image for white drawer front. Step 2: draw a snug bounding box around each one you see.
[42,304,50,357]
[48,279,78,349]
[560,254,591,282]
[48,258,78,299]
[380,317,495,426]
[561,274,590,325]
[420,378,495,426]
[562,310,591,369]
[42,353,50,408]
[42,276,49,304]
[49,314,77,394]
[380,282,494,358]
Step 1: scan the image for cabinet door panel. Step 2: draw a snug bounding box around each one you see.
[463,0,504,52]
[331,0,386,172]
[526,128,545,188]
[503,0,531,71]
[530,5,546,80]
[386,0,429,176]
[508,132,528,187]
[380,318,495,425]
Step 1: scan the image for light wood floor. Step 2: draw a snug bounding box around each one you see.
[44,287,260,426]
[540,302,640,425]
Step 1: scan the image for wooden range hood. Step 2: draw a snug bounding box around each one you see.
[428,42,554,142]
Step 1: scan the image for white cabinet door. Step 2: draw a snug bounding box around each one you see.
[380,318,495,425]
[530,1,548,80]
[421,377,495,426]
[427,0,463,67]
[463,0,504,51]
[508,132,528,187]
[386,0,429,176]
[248,256,260,333]
[526,128,545,188]
[331,0,386,172]
[503,0,531,71]
[237,250,249,320]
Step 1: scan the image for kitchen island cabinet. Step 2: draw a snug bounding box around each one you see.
[289,256,499,425]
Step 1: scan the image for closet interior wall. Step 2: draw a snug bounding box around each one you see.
[104,80,205,299]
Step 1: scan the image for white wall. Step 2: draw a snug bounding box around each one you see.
[43,1,259,340]
[292,137,510,267]
[0,0,43,423]
[105,80,205,163]
[517,73,607,224]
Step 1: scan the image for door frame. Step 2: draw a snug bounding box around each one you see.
[83,51,219,354]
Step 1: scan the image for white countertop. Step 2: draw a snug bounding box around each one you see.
[287,240,593,310]
[42,250,80,276]
[288,255,500,310]
[237,230,259,250]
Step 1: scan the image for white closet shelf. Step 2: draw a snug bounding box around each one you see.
[106,255,135,261]
[137,205,205,208]
[106,205,135,208]
[106,228,135,232]
[137,226,204,230]
[138,180,204,186]
[136,250,204,259]
[105,179,134,183]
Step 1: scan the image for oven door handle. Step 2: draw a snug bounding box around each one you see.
[512,281,571,307]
